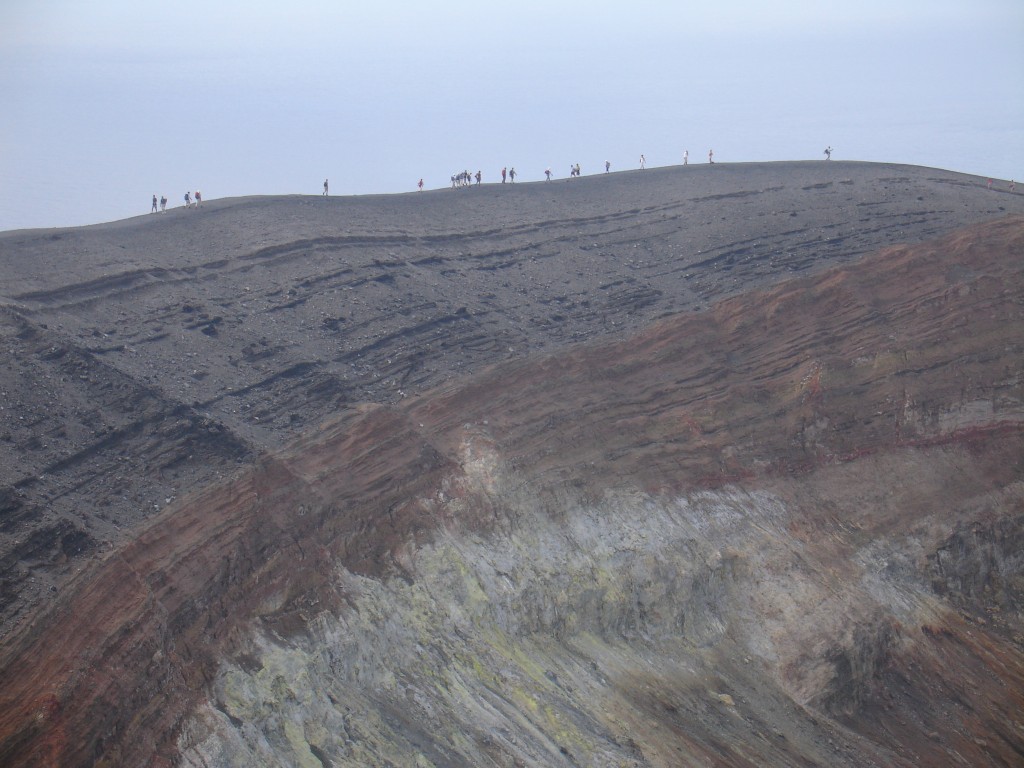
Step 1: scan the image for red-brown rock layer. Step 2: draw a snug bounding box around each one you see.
[0,212,1021,766]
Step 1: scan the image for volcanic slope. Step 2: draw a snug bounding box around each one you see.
[0,162,1022,766]
[1,161,1021,636]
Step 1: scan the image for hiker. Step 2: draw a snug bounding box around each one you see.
[323,179,329,195]
[160,195,167,212]
[501,167,507,183]
[509,167,516,183]
[683,150,688,165]
[640,154,646,169]
[194,190,202,207]
[824,146,832,160]
[184,191,191,207]
[708,149,714,164]
[545,168,552,181]
[475,170,481,185]
[151,195,158,213]
[418,178,423,191]
[605,160,610,173]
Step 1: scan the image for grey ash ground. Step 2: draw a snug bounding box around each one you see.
[0,160,1021,636]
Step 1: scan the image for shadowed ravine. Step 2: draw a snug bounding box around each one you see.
[0,163,1022,766]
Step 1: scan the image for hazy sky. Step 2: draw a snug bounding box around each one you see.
[1,0,1021,231]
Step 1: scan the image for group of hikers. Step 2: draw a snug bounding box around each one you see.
[451,170,481,188]
[150,191,202,212]
[432,145,846,188]
[433,149,722,190]
[145,146,1017,216]
[152,147,853,212]
[438,161,602,187]
[431,148,743,190]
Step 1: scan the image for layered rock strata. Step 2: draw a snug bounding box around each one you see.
[2,162,1022,639]
[0,212,1021,766]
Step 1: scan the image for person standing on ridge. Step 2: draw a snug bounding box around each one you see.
[824,146,832,160]
[160,195,167,211]
[151,195,158,213]
[545,168,552,181]
[708,149,714,164]
[509,167,516,183]
[605,160,610,173]
[184,191,191,208]
[475,170,482,185]
[640,154,646,169]
[501,167,507,183]
[323,179,329,195]
[418,178,424,191]
[683,149,688,165]
[194,190,202,207]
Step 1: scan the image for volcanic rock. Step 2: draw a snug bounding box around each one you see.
[0,162,1022,766]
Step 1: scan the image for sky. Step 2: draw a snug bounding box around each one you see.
[0,0,1022,232]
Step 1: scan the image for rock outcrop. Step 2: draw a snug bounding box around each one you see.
[0,163,1022,766]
